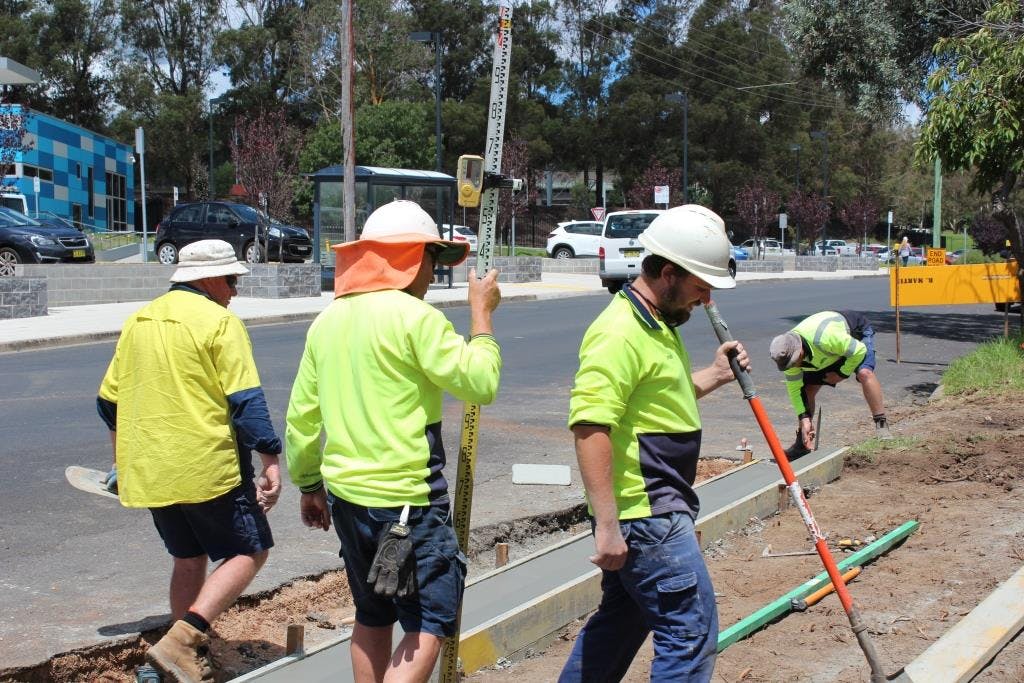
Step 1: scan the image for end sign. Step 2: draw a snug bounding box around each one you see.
[590,207,606,221]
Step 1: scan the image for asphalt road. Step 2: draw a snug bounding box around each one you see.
[0,278,1011,667]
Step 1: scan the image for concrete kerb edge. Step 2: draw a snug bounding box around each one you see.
[0,294,542,354]
[236,447,848,680]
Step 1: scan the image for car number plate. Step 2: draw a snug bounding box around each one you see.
[73,249,85,258]
[622,249,641,258]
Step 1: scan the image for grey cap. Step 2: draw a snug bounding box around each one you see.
[769,332,802,370]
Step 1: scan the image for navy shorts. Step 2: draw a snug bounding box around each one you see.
[803,318,877,386]
[329,495,466,638]
[150,482,273,562]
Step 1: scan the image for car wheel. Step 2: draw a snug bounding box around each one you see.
[995,302,1008,312]
[244,241,264,264]
[0,247,21,276]
[553,246,574,260]
[728,259,737,278]
[607,281,622,294]
[156,242,178,265]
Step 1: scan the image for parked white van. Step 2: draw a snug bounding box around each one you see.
[1,192,28,214]
[597,209,663,293]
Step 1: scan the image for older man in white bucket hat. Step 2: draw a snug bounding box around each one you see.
[286,200,501,682]
[97,239,282,682]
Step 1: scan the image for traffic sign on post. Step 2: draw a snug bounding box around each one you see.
[654,185,669,205]
[590,206,606,221]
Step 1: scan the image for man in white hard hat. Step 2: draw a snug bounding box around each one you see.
[559,204,749,682]
[285,200,501,682]
[97,239,282,683]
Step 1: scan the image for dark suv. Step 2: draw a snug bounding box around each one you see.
[0,206,95,276]
[154,201,313,265]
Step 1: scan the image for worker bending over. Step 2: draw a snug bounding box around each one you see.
[769,309,893,459]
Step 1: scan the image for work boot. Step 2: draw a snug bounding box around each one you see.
[875,422,894,441]
[784,429,811,460]
[145,620,215,683]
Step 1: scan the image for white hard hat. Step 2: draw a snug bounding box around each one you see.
[638,204,735,289]
[360,199,468,265]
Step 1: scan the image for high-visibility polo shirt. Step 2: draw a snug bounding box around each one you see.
[569,284,702,521]
[782,310,867,418]
[285,289,502,508]
[98,287,275,508]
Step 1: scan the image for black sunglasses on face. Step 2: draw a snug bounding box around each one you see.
[225,275,238,287]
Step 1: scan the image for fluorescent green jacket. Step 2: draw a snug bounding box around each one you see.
[285,289,501,507]
[783,311,867,418]
[569,285,702,521]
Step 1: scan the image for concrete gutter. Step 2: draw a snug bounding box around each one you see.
[235,447,848,681]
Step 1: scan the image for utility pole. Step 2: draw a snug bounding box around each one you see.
[932,157,942,247]
[340,0,356,244]
[665,92,688,203]
[791,143,801,253]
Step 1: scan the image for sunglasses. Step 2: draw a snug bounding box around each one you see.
[225,275,238,288]
[425,245,442,264]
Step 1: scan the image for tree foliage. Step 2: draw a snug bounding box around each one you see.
[0,105,31,192]
[841,194,881,245]
[230,109,302,220]
[786,191,829,248]
[734,181,781,245]
[626,158,679,210]
[916,0,1024,275]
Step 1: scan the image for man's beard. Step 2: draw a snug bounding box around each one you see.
[657,280,691,328]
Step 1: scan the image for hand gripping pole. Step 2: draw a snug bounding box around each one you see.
[704,302,890,682]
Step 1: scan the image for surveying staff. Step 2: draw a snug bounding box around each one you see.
[285,200,501,682]
[97,240,281,683]
[769,309,893,459]
[559,205,749,682]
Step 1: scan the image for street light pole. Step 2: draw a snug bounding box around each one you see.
[664,92,688,203]
[810,130,829,253]
[791,143,801,254]
[207,95,225,200]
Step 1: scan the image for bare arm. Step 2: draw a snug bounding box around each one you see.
[573,424,627,571]
[693,341,750,399]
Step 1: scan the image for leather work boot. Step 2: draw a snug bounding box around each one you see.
[784,429,811,460]
[146,620,215,683]
[875,422,894,441]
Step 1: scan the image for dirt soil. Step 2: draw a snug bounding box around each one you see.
[468,390,1024,682]
[5,393,1022,682]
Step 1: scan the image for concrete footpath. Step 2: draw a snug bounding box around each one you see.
[0,269,886,353]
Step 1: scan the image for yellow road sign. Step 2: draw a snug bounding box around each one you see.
[890,261,1020,306]
[926,248,945,266]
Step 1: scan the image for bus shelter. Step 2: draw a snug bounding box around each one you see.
[307,165,457,266]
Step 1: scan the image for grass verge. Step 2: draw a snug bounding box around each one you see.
[943,335,1024,395]
[848,436,919,466]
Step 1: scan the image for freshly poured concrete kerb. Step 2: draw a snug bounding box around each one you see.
[235,447,848,682]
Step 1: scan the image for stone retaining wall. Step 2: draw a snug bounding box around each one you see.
[18,263,320,306]
[837,256,880,271]
[541,258,599,273]
[794,256,839,272]
[453,256,542,283]
[737,259,784,273]
[0,277,47,319]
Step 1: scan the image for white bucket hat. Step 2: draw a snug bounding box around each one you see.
[170,239,250,283]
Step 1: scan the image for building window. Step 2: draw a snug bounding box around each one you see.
[87,166,94,219]
[105,171,128,231]
[20,164,54,183]
[76,163,81,179]
[72,203,82,226]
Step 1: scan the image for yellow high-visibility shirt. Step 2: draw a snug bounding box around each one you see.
[99,288,262,507]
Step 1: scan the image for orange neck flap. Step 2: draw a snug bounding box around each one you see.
[333,241,425,297]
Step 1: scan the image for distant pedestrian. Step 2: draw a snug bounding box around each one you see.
[898,237,911,266]
[769,310,893,460]
[559,204,749,682]
[97,240,282,683]
[285,200,502,682]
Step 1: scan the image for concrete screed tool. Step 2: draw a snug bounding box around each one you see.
[704,301,895,682]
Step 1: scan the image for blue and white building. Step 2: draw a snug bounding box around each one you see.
[1,104,135,231]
